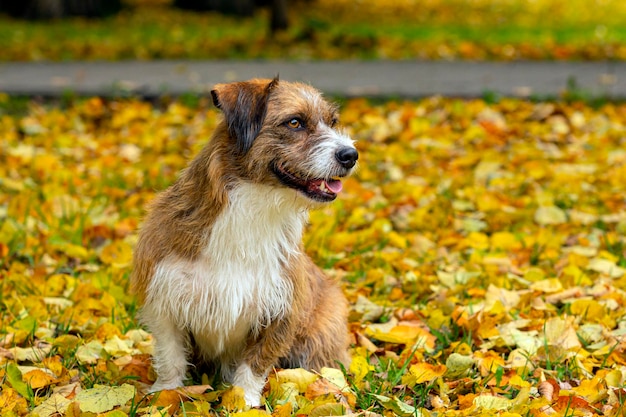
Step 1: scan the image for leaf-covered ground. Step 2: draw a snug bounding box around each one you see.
[1,0,626,61]
[1,95,626,416]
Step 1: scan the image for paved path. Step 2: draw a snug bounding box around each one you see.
[0,60,624,98]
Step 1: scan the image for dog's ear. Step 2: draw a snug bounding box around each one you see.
[211,77,279,153]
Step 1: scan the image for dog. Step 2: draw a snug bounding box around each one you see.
[131,77,357,407]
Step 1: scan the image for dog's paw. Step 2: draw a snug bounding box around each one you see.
[243,390,262,408]
[232,363,266,407]
[149,379,183,393]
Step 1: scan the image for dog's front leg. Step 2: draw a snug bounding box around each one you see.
[146,311,190,392]
[232,318,297,407]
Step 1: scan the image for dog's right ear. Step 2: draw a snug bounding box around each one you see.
[211,78,279,154]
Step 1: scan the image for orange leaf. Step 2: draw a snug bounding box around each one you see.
[119,354,153,384]
[305,378,343,400]
[555,395,592,412]
[23,369,57,389]
[152,389,185,414]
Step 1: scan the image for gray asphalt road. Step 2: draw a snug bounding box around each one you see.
[0,60,624,98]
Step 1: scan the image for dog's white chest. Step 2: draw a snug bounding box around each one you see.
[148,183,306,355]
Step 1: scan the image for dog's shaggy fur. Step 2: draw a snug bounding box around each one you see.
[131,78,358,406]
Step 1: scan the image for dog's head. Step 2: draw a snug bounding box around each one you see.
[211,77,358,204]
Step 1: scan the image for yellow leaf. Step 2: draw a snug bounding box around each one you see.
[271,402,293,417]
[365,323,435,348]
[42,356,65,377]
[53,334,81,355]
[231,410,270,417]
[220,386,247,412]
[529,278,563,293]
[509,375,531,388]
[99,240,133,267]
[12,344,52,362]
[484,284,520,310]
[32,153,60,172]
[523,267,546,282]
[320,367,349,391]
[309,403,347,417]
[95,322,123,341]
[476,351,505,377]
[587,257,625,278]
[74,383,135,414]
[445,353,474,378]
[372,394,417,417]
[23,369,57,389]
[534,205,566,225]
[604,369,623,387]
[544,317,581,350]
[275,368,318,393]
[152,388,185,411]
[462,232,490,250]
[491,232,520,250]
[44,274,70,296]
[408,362,446,384]
[569,299,605,322]
[473,394,512,410]
[573,378,603,399]
[32,393,72,417]
[349,355,371,386]
[75,340,105,365]
[0,220,21,245]
[103,335,134,356]
[53,242,89,260]
[426,308,449,330]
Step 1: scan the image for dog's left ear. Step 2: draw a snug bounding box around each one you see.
[211,77,279,154]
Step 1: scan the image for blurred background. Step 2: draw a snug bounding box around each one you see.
[0,0,625,62]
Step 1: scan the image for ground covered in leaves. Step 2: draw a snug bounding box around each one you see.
[1,95,626,416]
[1,0,626,61]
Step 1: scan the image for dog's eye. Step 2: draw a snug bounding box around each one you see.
[286,118,304,130]
[330,117,338,127]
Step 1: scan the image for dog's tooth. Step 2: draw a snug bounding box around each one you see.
[320,182,328,193]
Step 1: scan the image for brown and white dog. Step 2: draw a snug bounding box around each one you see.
[131,78,357,406]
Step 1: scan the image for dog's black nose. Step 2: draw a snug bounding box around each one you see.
[335,147,358,169]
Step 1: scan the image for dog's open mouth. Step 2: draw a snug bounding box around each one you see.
[272,162,343,202]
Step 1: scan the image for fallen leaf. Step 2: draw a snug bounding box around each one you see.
[275,368,318,393]
[445,353,475,378]
[407,362,447,384]
[32,393,72,417]
[371,394,417,417]
[74,383,135,414]
[23,368,57,389]
[534,206,567,225]
[5,363,32,400]
[220,386,247,412]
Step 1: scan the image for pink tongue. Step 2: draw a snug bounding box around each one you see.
[325,179,343,193]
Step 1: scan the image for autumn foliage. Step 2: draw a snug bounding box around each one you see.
[2,95,626,415]
[0,0,625,61]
